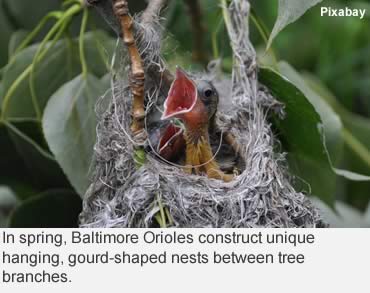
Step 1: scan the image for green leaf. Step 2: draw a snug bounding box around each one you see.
[259,66,335,206]
[1,31,116,120]
[277,61,344,164]
[134,149,146,167]
[0,81,3,106]
[303,73,370,179]
[343,116,370,173]
[8,30,29,57]
[43,74,105,197]
[0,186,17,228]
[313,198,369,228]
[5,121,71,194]
[0,0,15,67]
[1,40,78,119]
[0,186,17,209]
[334,169,370,181]
[270,63,370,182]
[9,189,81,228]
[4,0,60,30]
[101,73,112,88]
[98,73,112,114]
[267,0,323,50]
[0,124,36,194]
[302,73,370,208]
[81,31,116,78]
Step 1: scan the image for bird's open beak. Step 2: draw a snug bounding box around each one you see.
[157,123,183,154]
[161,67,197,120]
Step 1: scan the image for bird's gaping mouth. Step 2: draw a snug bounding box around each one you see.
[161,67,197,120]
[157,123,183,154]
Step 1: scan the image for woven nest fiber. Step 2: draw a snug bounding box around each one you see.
[79,0,327,228]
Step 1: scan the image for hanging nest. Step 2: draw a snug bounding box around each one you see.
[79,0,327,228]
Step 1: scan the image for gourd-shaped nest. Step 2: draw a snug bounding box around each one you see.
[79,0,327,228]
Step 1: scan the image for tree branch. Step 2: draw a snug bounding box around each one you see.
[113,0,145,136]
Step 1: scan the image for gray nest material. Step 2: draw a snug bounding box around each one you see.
[80,0,327,228]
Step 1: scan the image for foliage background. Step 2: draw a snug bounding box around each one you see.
[0,0,369,227]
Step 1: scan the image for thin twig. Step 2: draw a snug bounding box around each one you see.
[113,0,145,136]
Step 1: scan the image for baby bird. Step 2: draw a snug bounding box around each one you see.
[148,121,185,162]
[161,68,234,182]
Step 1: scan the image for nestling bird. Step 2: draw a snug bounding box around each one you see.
[160,68,234,182]
[88,0,239,181]
[148,121,185,162]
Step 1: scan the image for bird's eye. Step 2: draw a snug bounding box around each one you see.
[204,89,213,98]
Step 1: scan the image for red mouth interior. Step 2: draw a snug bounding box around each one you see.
[158,124,183,153]
[162,68,197,119]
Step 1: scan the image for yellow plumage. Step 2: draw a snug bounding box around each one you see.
[184,133,233,182]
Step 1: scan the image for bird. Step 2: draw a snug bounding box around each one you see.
[160,67,235,182]
[148,121,185,162]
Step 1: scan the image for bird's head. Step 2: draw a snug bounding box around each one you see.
[161,68,219,130]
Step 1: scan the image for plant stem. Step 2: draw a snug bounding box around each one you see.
[11,11,62,61]
[165,207,174,226]
[250,11,278,68]
[1,66,32,119]
[29,16,73,121]
[1,4,82,121]
[154,214,164,228]
[211,15,224,59]
[157,196,167,228]
[79,7,89,78]
[221,0,232,36]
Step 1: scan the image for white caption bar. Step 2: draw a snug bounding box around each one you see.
[0,229,369,292]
